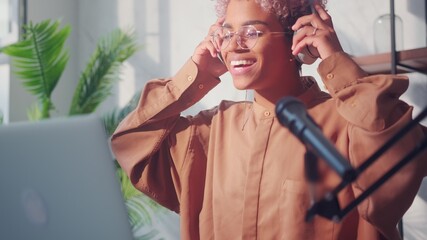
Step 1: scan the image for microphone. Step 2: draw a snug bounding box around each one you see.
[275,96,356,182]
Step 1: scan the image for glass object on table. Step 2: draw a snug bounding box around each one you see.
[374,14,403,53]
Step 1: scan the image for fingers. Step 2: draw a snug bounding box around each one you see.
[191,17,228,77]
[290,3,342,59]
[210,17,225,36]
[314,4,331,23]
[291,4,331,31]
[215,16,225,26]
[291,24,318,53]
[192,38,228,77]
[197,17,226,58]
[207,17,225,51]
[291,28,318,57]
[290,11,325,55]
[196,38,219,58]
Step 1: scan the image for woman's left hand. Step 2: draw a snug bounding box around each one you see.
[291,3,343,60]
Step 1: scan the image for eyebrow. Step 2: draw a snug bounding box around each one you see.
[223,20,269,28]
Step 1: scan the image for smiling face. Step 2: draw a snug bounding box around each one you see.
[221,0,301,100]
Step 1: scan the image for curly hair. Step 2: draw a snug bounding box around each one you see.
[215,0,327,30]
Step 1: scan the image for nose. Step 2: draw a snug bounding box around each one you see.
[227,34,242,51]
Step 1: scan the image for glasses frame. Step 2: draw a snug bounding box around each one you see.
[213,25,292,50]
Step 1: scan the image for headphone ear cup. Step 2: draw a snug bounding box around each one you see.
[296,46,317,65]
[292,31,318,65]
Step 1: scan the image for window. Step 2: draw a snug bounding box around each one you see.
[0,0,23,123]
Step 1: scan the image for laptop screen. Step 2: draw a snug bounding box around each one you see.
[0,115,133,240]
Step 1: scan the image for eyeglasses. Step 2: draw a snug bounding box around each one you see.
[212,25,291,50]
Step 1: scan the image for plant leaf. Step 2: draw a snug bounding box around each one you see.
[27,102,43,121]
[103,91,140,135]
[69,28,139,115]
[26,97,54,120]
[116,166,141,201]
[117,167,167,232]
[2,19,70,120]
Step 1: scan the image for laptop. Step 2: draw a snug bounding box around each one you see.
[0,114,134,240]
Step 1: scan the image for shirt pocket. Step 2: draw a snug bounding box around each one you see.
[279,179,334,240]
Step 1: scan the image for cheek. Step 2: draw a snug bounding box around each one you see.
[260,45,289,71]
[255,45,292,83]
[257,38,290,61]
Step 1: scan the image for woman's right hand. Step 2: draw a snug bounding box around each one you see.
[191,18,228,78]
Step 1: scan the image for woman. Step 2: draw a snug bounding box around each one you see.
[111,0,427,239]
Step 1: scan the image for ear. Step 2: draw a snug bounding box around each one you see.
[283,33,303,69]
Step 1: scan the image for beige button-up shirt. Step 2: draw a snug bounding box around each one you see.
[111,52,427,240]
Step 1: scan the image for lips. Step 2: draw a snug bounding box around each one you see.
[230,59,255,68]
[229,59,256,75]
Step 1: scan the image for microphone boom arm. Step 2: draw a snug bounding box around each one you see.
[275,96,427,222]
[306,105,427,222]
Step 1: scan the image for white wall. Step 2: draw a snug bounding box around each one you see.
[75,0,244,116]
[7,0,427,119]
[0,0,19,123]
[0,63,10,123]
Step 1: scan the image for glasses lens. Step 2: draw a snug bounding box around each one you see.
[213,28,231,50]
[213,25,259,50]
[238,26,258,49]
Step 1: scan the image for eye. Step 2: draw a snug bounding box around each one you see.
[223,32,233,41]
[242,28,258,39]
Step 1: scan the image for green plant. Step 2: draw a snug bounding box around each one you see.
[2,20,70,119]
[1,19,138,120]
[104,93,172,236]
[2,19,177,239]
[69,29,138,115]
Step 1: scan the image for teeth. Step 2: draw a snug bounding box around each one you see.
[231,60,255,66]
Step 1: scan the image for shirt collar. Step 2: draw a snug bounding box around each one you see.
[252,76,328,119]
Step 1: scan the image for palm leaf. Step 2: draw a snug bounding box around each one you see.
[103,90,140,135]
[133,229,161,240]
[27,102,44,121]
[69,29,139,115]
[117,167,167,231]
[1,19,70,119]
[116,165,142,201]
[105,96,168,237]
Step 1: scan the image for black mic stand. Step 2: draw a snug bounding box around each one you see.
[305,106,427,222]
[305,150,319,205]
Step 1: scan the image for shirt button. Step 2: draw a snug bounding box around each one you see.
[264,111,270,117]
[327,73,334,79]
[187,75,193,81]
[198,84,204,89]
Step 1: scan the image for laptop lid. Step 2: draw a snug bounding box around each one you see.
[0,115,134,240]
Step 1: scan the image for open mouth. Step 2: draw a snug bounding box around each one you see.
[230,59,256,69]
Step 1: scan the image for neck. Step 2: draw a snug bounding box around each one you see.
[254,73,305,112]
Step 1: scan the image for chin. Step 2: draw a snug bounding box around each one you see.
[232,74,259,90]
[232,78,251,90]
